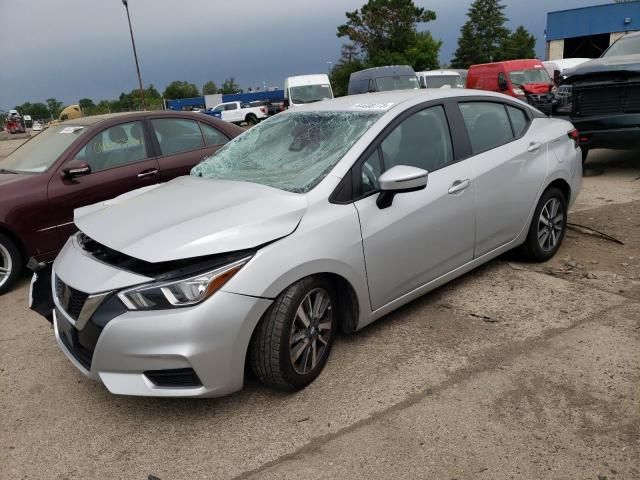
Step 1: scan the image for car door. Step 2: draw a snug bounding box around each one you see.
[353,104,476,310]
[47,120,160,248]
[225,103,241,123]
[149,117,228,181]
[457,101,547,257]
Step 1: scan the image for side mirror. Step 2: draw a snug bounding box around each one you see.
[61,160,91,179]
[283,98,290,109]
[376,165,428,209]
[498,78,509,91]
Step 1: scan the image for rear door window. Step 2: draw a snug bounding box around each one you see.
[506,105,528,137]
[200,123,229,146]
[151,118,205,156]
[459,102,514,154]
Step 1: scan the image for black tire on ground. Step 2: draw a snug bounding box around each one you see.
[0,233,22,295]
[245,114,258,126]
[581,146,589,165]
[249,276,337,391]
[520,187,567,263]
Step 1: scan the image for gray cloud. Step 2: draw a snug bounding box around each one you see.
[0,0,605,108]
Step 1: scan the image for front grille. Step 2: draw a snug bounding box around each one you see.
[55,276,89,320]
[144,368,203,388]
[58,316,94,370]
[575,83,640,117]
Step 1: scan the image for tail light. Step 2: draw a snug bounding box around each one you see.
[260,107,266,113]
[568,128,579,148]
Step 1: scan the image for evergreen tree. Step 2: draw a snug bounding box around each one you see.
[500,26,536,60]
[451,0,510,68]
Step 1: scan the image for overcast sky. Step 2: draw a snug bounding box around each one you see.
[0,0,606,108]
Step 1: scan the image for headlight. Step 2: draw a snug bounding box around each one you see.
[118,258,249,310]
[513,87,525,96]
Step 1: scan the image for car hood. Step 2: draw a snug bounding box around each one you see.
[564,54,640,79]
[0,171,35,186]
[74,176,307,263]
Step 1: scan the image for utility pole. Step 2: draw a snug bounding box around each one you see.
[122,0,146,109]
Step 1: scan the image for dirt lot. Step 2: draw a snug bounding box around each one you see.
[0,145,639,480]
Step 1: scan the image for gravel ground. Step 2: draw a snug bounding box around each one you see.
[0,145,639,480]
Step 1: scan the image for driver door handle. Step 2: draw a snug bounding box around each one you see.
[448,179,471,194]
[527,142,543,153]
[137,168,158,179]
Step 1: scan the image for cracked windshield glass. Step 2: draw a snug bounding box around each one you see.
[192,111,381,193]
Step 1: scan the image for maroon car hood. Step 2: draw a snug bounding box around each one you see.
[522,83,552,94]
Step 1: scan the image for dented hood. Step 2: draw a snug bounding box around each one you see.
[521,82,552,94]
[74,176,307,263]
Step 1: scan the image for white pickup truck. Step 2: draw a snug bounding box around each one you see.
[205,101,268,125]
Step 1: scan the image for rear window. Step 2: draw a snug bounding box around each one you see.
[460,102,514,154]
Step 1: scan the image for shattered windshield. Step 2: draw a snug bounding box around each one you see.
[191,111,381,193]
[509,68,551,85]
[290,84,333,104]
[603,34,640,57]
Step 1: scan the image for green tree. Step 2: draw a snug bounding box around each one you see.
[46,98,63,119]
[219,78,241,94]
[202,80,218,95]
[162,80,200,99]
[78,98,95,112]
[451,0,510,68]
[330,58,366,97]
[500,25,536,60]
[336,0,440,72]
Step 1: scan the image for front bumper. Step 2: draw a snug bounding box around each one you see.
[51,239,273,398]
[571,113,640,150]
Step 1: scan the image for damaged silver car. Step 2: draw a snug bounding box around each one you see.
[41,90,582,397]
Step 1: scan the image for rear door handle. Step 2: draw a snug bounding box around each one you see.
[137,168,158,179]
[527,142,543,153]
[448,179,471,194]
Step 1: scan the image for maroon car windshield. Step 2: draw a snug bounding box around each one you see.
[1,125,85,173]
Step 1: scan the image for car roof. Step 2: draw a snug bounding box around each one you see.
[60,110,217,126]
[292,89,521,113]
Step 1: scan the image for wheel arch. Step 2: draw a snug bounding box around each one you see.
[546,178,571,205]
[0,223,25,263]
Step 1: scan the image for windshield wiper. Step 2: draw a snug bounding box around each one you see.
[0,168,18,174]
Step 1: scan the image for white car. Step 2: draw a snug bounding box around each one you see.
[209,101,268,125]
[416,70,464,89]
[45,90,582,398]
[31,122,43,132]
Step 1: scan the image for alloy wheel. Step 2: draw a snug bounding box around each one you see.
[537,197,564,252]
[289,287,333,375]
[0,243,13,289]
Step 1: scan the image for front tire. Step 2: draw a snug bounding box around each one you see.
[0,233,22,295]
[520,187,567,262]
[249,276,337,391]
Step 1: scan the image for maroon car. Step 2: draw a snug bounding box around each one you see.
[0,111,243,294]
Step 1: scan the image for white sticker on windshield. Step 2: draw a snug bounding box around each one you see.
[59,126,84,134]
[352,102,394,110]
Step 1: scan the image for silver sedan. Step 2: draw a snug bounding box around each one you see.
[48,90,582,397]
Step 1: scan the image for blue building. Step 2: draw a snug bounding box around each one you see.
[546,1,640,59]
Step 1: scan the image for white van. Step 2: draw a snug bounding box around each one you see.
[416,70,464,89]
[284,74,333,108]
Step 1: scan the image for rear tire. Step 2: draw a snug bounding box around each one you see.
[520,187,567,262]
[0,233,22,295]
[245,114,258,126]
[249,276,337,391]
